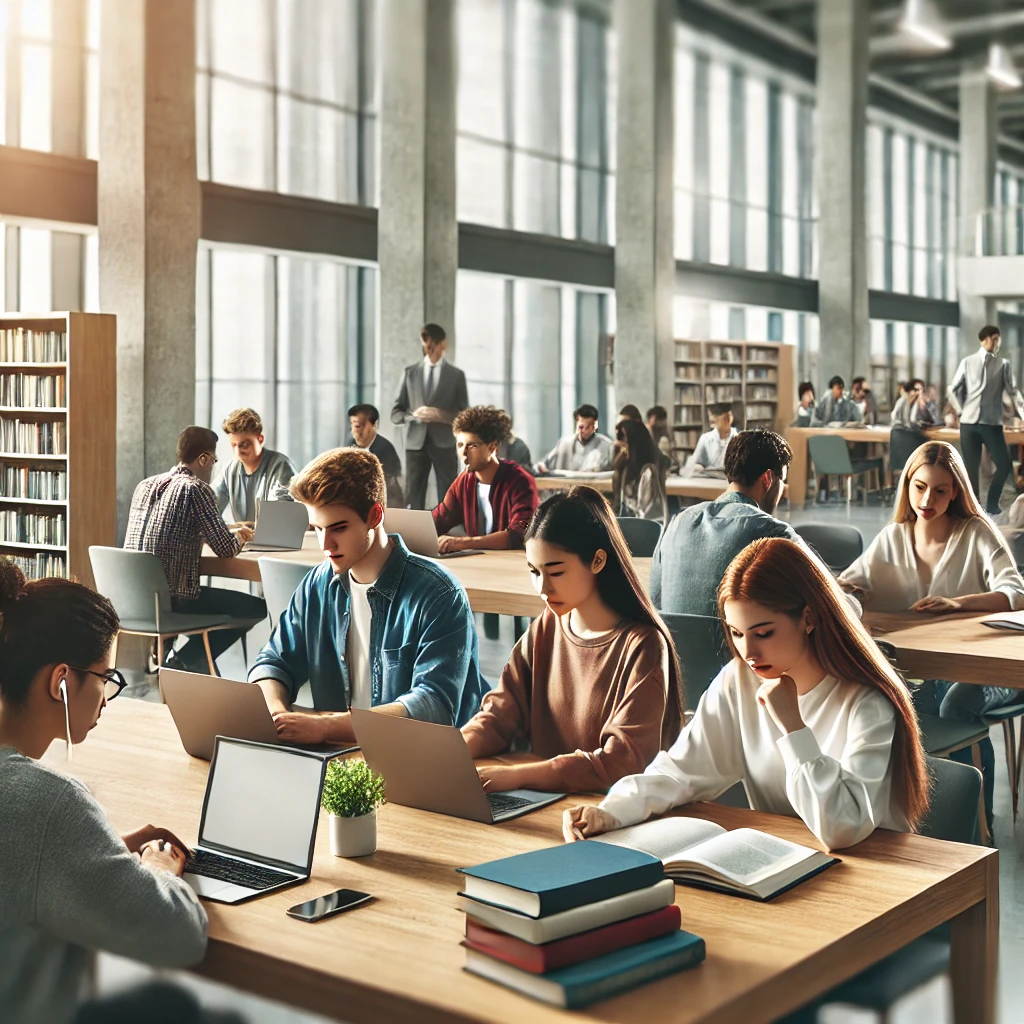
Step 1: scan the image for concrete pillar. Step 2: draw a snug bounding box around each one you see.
[613,0,675,413]
[376,0,457,445]
[816,0,870,386]
[98,0,200,537]
[959,71,998,349]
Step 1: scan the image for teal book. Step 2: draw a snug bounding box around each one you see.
[464,928,706,1008]
[457,841,665,919]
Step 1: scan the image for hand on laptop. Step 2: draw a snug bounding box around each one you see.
[438,535,470,555]
[476,765,520,792]
[232,525,255,544]
[122,824,192,859]
[271,710,331,745]
[138,839,187,877]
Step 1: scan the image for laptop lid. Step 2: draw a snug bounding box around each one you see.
[381,508,440,558]
[198,736,328,876]
[249,500,308,549]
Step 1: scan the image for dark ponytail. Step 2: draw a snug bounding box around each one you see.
[0,558,120,708]
[524,486,684,743]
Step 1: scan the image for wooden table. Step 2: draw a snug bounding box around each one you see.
[865,610,1024,688]
[535,474,726,501]
[201,542,652,618]
[50,699,997,1024]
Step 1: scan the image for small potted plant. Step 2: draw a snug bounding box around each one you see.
[321,759,386,858]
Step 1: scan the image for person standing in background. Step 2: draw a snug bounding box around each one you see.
[391,324,469,510]
[346,404,405,507]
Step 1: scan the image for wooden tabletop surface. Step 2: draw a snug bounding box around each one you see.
[49,700,997,1024]
[534,474,726,500]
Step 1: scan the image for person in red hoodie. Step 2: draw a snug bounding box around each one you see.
[433,405,540,555]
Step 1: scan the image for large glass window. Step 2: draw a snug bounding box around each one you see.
[869,319,957,414]
[0,220,94,313]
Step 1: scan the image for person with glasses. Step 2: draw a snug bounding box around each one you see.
[0,557,207,1023]
[123,426,265,673]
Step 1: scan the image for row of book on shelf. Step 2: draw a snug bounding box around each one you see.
[0,464,67,501]
[455,815,834,1008]
[0,419,67,455]
[0,510,67,547]
[3,551,67,579]
[0,373,66,408]
[0,328,67,363]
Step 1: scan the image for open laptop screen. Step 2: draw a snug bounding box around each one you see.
[199,738,326,872]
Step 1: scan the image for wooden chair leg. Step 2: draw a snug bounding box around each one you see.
[1005,719,1020,822]
[203,631,216,675]
[971,743,992,845]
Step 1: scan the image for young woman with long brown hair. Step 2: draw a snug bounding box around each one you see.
[562,537,929,852]
[462,486,684,793]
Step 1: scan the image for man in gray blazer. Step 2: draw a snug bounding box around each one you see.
[391,323,469,509]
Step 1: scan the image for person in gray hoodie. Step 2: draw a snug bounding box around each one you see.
[0,559,208,1024]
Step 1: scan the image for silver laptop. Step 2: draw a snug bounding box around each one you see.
[383,507,485,559]
[243,500,308,552]
[183,736,327,904]
[160,669,355,761]
[350,709,563,824]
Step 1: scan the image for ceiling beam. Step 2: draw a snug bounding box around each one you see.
[872,10,1024,57]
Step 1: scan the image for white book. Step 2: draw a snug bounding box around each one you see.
[981,609,1024,631]
[592,817,837,901]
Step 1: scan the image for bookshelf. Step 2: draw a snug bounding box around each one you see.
[0,314,116,589]
[672,340,796,461]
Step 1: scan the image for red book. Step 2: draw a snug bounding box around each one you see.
[463,905,682,975]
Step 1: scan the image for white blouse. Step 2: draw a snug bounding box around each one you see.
[599,660,907,852]
[839,518,1024,613]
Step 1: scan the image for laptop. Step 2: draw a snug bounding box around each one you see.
[183,736,328,904]
[160,669,355,761]
[383,507,485,559]
[350,708,563,824]
[242,500,309,552]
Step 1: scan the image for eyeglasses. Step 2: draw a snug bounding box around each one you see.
[71,666,129,701]
[200,452,218,465]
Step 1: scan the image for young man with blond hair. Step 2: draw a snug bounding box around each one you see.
[248,447,489,746]
[214,407,297,525]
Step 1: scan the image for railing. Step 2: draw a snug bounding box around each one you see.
[975,204,1024,257]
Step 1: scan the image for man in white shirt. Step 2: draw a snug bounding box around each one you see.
[684,403,737,476]
[536,403,616,473]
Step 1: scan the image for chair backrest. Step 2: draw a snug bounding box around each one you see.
[258,557,314,624]
[889,426,929,476]
[794,523,864,572]
[660,611,731,712]
[89,546,172,626]
[616,516,663,557]
[807,434,854,475]
[917,755,982,844]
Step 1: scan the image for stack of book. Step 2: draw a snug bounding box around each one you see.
[456,841,704,1009]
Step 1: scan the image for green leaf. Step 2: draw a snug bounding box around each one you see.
[321,759,387,818]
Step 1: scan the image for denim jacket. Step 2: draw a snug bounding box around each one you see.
[248,534,489,725]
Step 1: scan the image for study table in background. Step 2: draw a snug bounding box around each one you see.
[535,473,726,502]
[49,699,997,1024]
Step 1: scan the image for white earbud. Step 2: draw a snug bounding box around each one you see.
[59,678,72,762]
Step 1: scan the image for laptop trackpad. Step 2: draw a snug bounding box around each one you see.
[184,873,253,903]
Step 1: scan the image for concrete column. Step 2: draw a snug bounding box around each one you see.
[98,0,200,537]
[815,0,870,385]
[376,0,457,444]
[613,0,675,412]
[959,71,998,348]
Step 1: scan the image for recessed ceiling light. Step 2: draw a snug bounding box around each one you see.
[898,0,953,51]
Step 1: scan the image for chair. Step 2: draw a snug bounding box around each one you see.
[982,701,1024,821]
[258,557,314,625]
[659,612,731,713]
[889,425,929,479]
[808,434,884,506]
[90,547,265,675]
[616,516,663,558]
[794,523,864,573]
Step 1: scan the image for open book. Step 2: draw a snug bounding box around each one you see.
[592,816,837,901]
[981,609,1024,631]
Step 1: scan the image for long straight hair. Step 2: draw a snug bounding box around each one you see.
[614,419,662,482]
[525,486,683,745]
[894,441,982,524]
[717,537,929,830]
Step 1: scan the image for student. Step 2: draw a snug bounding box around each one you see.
[616,404,644,427]
[850,377,878,426]
[947,324,1024,515]
[840,440,1024,829]
[497,417,534,473]
[890,379,936,428]
[646,405,669,443]
[462,487,683,793]
[391,323,469,510]
[683,402,737,476]
[925,384,941,423]
[0,559,207,1024]
[563,537,929,852]
[432,406,540,554]
[537,404,615,473]
[791,382,815,426]
[124,427,265,673]
[249,447,489,745]
[652,430,796,616]
[811,376,862,426]
[346,403,405,507]
[611,418,667,522]
[213,407,296,526]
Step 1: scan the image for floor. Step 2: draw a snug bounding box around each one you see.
[99,493,1024,1023]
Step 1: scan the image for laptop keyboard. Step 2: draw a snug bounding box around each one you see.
[186,848,293,890]
[487,793,534,815]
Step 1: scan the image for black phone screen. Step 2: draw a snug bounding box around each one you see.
[286,889,373,922]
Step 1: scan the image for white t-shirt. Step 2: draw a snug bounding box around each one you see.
[347,576,374,710]
[477,481,494,535]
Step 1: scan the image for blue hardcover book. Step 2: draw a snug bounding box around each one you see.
[457,841,665,919]
[464,928,706,1008]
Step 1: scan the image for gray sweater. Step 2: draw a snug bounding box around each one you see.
[0,748,208,1024]
[213,448,296,524]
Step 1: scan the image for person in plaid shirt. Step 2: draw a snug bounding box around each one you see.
[124,426,266,673]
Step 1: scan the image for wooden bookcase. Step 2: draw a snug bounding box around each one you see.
[671,340,796,462]
[0,313,116,589]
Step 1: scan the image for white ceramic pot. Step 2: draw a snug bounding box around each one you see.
[329,809,377,857]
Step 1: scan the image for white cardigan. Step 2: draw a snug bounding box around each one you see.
[839,518,1024,613]
[599,660,907,852]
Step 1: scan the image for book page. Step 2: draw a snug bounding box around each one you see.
[592,817,725,862]
[982,609,1024,630]
[677,828,810,884]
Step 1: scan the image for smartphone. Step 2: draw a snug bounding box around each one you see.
[286,889,373,923]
